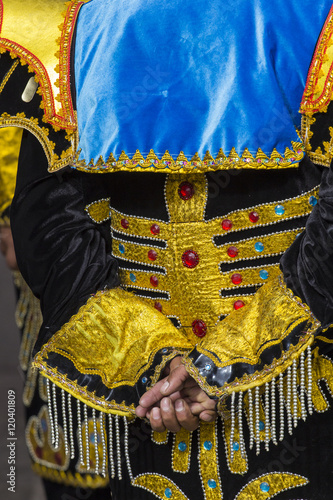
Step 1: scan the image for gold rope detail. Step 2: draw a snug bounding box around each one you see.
[0,59,19,93]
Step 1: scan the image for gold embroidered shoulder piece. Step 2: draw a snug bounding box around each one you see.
[300,5,333,166]
[0,0,88,170]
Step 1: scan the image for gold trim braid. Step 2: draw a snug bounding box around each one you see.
[73,143,304,174]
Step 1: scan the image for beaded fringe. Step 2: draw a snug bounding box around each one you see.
[45,346,316,477]
[227,346,314,470]
[45,380,131,480]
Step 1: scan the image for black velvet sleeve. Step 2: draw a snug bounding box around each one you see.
[11,131,120,353]
[281,162,333,328]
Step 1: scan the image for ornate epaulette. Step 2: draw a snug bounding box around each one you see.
[0,0,89,170]
[300,5,333,167]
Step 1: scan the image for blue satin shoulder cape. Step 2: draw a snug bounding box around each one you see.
[74,0,332,167]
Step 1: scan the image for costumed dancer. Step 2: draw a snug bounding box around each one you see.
[1,1,333,498]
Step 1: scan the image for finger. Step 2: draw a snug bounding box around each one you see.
[174,399,200,431]
[138,377,169,409]
[135,404,151,418]
[150,407,166,432]
[160,397,181,433]
[188,398,217,416]
[160,365,190,397]
[199,410,217,422]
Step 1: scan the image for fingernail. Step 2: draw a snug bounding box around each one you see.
[161,381,169,394]
[152,408,160,420]
[139,396,146,406]
[175,400,184,412]
[161,398,170,411]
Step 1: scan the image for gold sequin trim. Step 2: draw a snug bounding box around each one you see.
[73,143,304,173]
[132,473,189,500]
[152,430,169,445]
[198,421,223,499]
[172,428,192,473]
[234,472,308,499]
[85,198,111,223]
[31,463,109,488]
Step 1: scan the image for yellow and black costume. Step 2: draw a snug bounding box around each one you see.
[2,0,333,498]
[0,127,110,497]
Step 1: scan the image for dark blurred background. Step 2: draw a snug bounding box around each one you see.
[0,255,46,499]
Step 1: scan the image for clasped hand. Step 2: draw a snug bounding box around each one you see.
[136,356,217,432]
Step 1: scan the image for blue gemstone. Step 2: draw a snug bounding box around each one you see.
[178,441,187,452]
[90,433,95,444]
[162,348,168,354]
[233,441,240,451]
[275,205,285,216]
[119,243,125,254]
[204,441,213,451]
[130,273,136,283]
[208,479,217,489]
[259,421,265,431]
[255,242,264,253]
[141,377,148,384]
[205,363,212,371]
[259,270,269,280]
[41,418,47,432]
[165,488,172,498]
[260,482,270,493]
[309,196,318,207]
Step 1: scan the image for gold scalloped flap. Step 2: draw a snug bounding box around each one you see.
[0,0,88,132]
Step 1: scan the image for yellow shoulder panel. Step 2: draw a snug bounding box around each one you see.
[0,0,90,132]
[0,126,22,222]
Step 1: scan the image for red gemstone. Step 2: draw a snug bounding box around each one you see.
[178,181,195,200]
[222,219,233,231]
[182,250,199,268]
[150,275,159,287]
[231,273,242,285]
[150,224,160,235]
[227,246,239,258]
[148,249,157,261]
[121,218,129,229]
[154,302,162,312]
[54,452,63,465]
[234,300,245,310]
[35,446,43,459]
[249,211,259,223]
[192,319,207,338]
